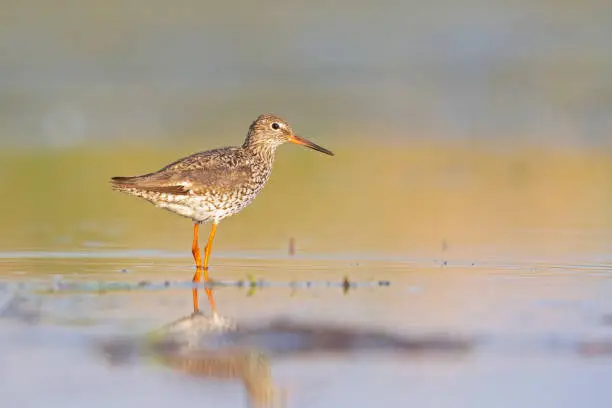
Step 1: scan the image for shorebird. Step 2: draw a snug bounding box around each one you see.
[110,113,334,312]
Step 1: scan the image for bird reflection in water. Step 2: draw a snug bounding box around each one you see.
[99,286,474,407]
[102,287,284,408]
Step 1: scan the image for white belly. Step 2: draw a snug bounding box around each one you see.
[154,194,256,223]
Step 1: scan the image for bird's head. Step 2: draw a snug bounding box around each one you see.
[244,113,334,156]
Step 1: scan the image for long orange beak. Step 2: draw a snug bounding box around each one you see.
[289,135,334,156]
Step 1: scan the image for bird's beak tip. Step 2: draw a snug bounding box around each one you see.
[290,135,334,156]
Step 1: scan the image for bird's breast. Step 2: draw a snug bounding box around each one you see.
[203,169,272,217]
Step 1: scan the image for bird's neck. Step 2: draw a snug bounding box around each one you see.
[243,141,277,164]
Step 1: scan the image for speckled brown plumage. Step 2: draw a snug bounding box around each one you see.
[111,113,333,224]
[110,113,333,313]
[111,146,272,223]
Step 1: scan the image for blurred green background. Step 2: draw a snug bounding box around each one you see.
[1,0,612,259]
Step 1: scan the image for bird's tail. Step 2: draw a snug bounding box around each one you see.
[110,175,188,195]
[109,176,141,191]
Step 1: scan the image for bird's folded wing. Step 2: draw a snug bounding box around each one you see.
[111,151,253,195]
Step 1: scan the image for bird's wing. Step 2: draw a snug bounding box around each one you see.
[110,149,253,195]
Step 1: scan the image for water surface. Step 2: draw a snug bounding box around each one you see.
[2,249,612,407]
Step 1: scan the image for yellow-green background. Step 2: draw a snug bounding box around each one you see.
[1,0,611,260]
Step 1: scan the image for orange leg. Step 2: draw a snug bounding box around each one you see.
[203,222,218,271]
[191,223,202,312]
[202,223,218,312]
[191,222,218,313]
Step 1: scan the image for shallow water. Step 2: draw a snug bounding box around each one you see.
[2,249,612,407]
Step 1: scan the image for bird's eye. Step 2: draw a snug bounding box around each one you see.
[271,122,280,130]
